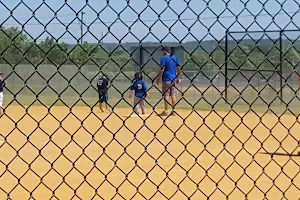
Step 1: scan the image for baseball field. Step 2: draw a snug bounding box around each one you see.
[0,105,300,199]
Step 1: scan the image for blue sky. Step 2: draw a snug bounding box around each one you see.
[0,0,299,43]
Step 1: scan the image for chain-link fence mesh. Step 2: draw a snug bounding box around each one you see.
[226,30,300,110]
[1,0,300,199]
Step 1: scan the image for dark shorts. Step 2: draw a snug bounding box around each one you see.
[99,92,108,103]
[162,81,176,97]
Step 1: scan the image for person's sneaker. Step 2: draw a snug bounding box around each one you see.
[158,111,169,116]
[170,111,176,116]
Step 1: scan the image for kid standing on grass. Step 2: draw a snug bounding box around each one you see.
[129,72,149,115]
[97,73,110,112]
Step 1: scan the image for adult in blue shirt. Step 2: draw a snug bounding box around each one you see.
[156,47,181,116]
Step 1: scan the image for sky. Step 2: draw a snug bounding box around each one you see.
[0,0,299,44]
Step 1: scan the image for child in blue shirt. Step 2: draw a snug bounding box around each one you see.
[129,72,150,115]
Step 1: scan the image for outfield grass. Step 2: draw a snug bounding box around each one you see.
[3,93,300,116]
[3,83,300,115]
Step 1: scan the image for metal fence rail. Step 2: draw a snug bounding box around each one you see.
[1,0,300,200]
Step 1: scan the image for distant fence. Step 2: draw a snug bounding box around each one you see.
[1,62,300,108]
[225,30,300,105]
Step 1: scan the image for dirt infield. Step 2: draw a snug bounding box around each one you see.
[1,105,300,199]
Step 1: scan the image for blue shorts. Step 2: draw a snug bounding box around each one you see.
[99,92,108,103]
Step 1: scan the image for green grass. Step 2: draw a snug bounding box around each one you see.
[3,83,300,115]
[3,92,300,116]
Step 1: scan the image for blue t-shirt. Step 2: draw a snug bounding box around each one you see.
[130,80,148,98]
[160,54,180,82]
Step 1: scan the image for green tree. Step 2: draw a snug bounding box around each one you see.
[40,37,68,65]
[284,46,300,70]
[211,47,225,67]
[25,42,44,64]
[228,45,251,69]
[69,42,98,66]
[185,51,209,71]
[265,47,280,70]
[248,47,265,69]
[0,27,29,64]
[112,50,130,70]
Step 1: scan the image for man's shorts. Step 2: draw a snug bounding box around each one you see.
[0,92,3,107]
[162,81,176,97]
[99,92,108,103]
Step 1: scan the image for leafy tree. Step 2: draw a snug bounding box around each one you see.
[69,42,99,66]
[2,25,300,77]
[248,47,266,69]
[40,37,68,65]
[185,51,209,71]
[0,27,29,64]
[284,46,300,70]
[228,45,251,69]
[25,42,44,64]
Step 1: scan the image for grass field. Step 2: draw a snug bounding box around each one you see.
[4,82,300,112]
[1,105,300,199]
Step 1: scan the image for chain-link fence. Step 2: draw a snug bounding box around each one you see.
[1,0,300,200]
[225,30,300,110]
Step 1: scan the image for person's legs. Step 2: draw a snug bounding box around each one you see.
[99,93,105,112]
[0,92,3,117]
[160,82,171,116]
[170,84,177,116]
[140,99,146,114]
[134,97,141,114]
[104,93,110,112]
[164,98,169,111]
[99,103,104,112]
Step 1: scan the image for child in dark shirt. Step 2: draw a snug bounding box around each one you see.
[97,73,110,112]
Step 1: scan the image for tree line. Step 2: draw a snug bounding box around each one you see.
[1,27,300,74]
